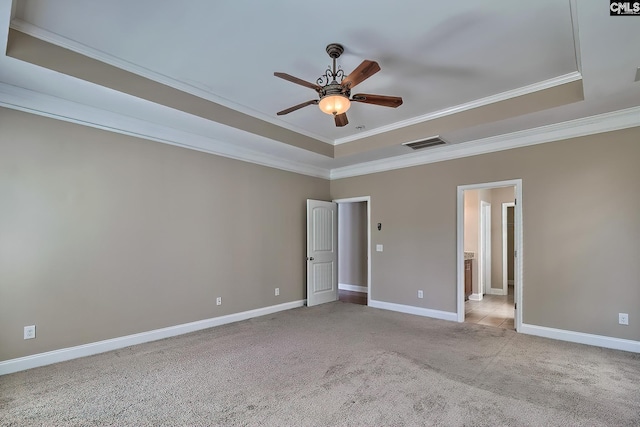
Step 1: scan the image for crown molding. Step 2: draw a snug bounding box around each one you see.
[8,20,585,149]
[330,106,640,179]
[333,71,583,145]
[0,82,331,179]
[2,81,638,182]
[8,19,334,146]
[569,0,582,74]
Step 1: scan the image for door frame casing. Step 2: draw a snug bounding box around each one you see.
[478,200,491,298]
[333,196,371,306]
[456,179,523,331]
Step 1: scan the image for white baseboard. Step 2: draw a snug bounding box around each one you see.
[0,300,305,376]
[488,288,507,296]
[520,323,640,353]
[369,299,457,322]
[469,293,483,301]
[338,283,368,293]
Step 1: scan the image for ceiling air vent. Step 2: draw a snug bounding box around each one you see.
[402,136,447,150]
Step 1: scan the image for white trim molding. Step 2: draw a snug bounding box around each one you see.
[0,83,331,179]
[8,19,333,145]
[457,179,523,331]
[334,72,582,145]
[520,324,640,353]
[2,83,638,182]
[468,293,483,301]
[0,300,305,376]
[338,283,368,293]
[333,196,372,306]
[331,106,640,179]
[369,299,458,322]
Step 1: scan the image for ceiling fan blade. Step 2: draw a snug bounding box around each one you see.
[276,99,318,116]
[274,72,321,91]
[352,93,403,108]
[341,60,381,89]
[334,113,348,127]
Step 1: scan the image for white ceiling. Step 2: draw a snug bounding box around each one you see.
[0,0,639,175]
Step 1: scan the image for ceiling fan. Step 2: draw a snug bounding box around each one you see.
[274,43,403,127]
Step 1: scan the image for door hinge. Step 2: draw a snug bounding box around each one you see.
[514,250,517,257]
[514,303,517,310]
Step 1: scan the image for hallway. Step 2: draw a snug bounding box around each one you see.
[465,286,514,330]
[338,289,367,305]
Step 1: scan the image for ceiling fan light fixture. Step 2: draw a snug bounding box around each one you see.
[319,94,351,115]
[274,43,401,125]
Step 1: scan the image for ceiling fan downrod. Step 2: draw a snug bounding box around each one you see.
[317,43,346,87]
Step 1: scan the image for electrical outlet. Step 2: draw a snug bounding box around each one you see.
[216,297,222,306]
[619,313,629,325]
[24,325,36,340]
[418,290,424,299]
[275,288,280,296]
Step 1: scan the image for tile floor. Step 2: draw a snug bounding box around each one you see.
[465,286,515,330]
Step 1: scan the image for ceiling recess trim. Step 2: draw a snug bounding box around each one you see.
[3,81,637,182]
[330,106,640,179]
[8,19,334,145]
[334,71,583,146]
[8,19,585,149]
[0,82,331,179]
[569,0,583,74]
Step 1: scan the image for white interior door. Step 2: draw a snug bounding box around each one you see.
[306,199,338,306]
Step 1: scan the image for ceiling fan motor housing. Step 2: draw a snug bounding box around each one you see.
[326,43,344,59]
[320,82,349,99]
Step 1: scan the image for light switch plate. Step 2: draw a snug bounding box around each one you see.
[376,244,383,252]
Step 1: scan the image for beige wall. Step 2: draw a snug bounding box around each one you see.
[2,105,639,363]
[463,189,481,294]
[0,108,330,361]
[338,202,368,288]
[463,190,479,255]
[331,127,640,341]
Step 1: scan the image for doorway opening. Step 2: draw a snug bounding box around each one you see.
[335,197,371,306]
[456,180,522,331]
[502,202,516,296]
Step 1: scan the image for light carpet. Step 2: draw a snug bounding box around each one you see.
[1,302,639,426]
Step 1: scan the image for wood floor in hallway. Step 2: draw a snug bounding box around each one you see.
[338,289,367,305]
